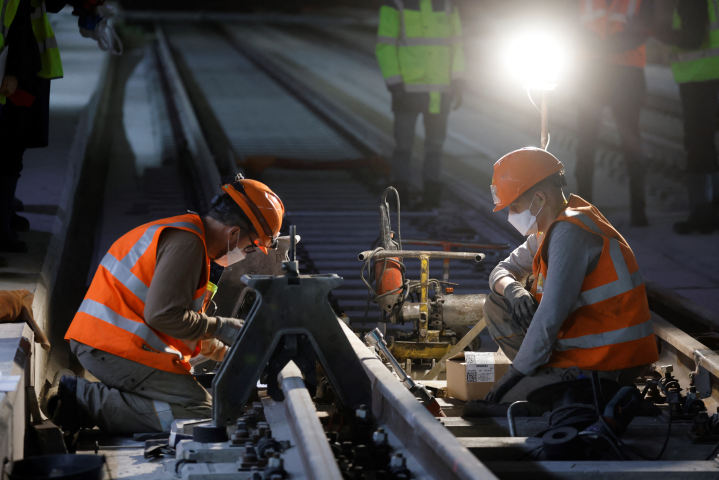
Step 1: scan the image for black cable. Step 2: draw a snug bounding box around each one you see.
[599,380,674,461]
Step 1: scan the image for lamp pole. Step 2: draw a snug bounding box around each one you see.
[540,90,549,150]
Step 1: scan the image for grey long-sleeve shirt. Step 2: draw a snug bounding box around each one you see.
[488,221,603,376]
[144,228,219,341]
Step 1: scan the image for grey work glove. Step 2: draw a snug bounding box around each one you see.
[485,365,525,403]
[503,281,537,330]
[213,317,245,346]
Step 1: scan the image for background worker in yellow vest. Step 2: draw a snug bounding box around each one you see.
[476,148,657,409]
[45,178,284,444]
[573,0,654,227]
[375,0,465,208]
[0,0,63,253]
[654,1,719,234]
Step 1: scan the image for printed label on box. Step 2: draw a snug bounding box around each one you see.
[465,352,495,383]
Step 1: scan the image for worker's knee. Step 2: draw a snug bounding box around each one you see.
[484,291,513,334]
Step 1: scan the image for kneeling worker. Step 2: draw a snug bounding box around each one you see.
[484,147,658,404]
[47,176,284,436]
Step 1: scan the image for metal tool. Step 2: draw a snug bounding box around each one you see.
[365,328,444,417]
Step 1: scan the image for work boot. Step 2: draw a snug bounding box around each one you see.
[46,374,82,452]
[420,181,442,209]
[673,203,718,234]
[0,177,28,253]
[629,175,648,227]
[674,173,717,235]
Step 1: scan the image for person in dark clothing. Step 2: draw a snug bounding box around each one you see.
[0,0,42,253]
[573,0,654,227]
[654,1,719,234]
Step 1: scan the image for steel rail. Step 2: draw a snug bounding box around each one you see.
[339,320,498,480]
[278,362,344,480]
[216,22,524,246]
[155,25,222,207]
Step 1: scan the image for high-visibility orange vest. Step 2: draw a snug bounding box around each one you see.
[65,213,211,375]
[580,0,646,68]
[530,195,658,371]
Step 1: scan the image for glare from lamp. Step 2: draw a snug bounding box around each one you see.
[506,33,565,91]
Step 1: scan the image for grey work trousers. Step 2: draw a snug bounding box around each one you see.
[391,110,449,183]
[71,340,212,434]
[483,292,648,404]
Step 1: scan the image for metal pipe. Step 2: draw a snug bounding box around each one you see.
[358,250,484,262]
[508,401,529,437]
[541,90,549,150]
[403,239,510,250]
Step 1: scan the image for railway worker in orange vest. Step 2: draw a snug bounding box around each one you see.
[574,0,654,226]
[483,148,658,405]
[44,176,284,441]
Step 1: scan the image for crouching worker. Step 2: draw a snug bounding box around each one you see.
[45,176,284,439]
[484,147,658,406]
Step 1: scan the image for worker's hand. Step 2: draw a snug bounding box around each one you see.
[0,75,18,97]
[213,317,245,345]
[503,281,537,330]
[452,89,463,110]
[485,365,525,403]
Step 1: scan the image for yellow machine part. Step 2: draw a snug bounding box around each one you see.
[389,340,453,362]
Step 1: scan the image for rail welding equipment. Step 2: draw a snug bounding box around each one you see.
[75,2,123,55]
[220,174,285,254]
[506,32,566,149]
[366,328,445,417]
[360,187,507,364]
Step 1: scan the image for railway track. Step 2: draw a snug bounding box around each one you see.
[85,20,719,480]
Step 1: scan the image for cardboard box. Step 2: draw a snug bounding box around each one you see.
[446,351,512,401]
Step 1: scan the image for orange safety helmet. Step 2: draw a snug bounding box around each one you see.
[490,147,564,212]
[221,176,285,254]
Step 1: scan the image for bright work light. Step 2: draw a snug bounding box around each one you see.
[506,33,565,91]
[505,32,566,149]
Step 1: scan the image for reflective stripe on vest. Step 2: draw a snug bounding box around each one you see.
[580,0,645,67]
[563,210,644,313]
[671,0,719,82]
[99,221,203,303]
[77,299,183,359]
[30,0,62,79]
[532,196,658,371]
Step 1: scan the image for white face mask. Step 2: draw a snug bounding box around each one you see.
[508,195,543,236]
[215,232,246,267]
